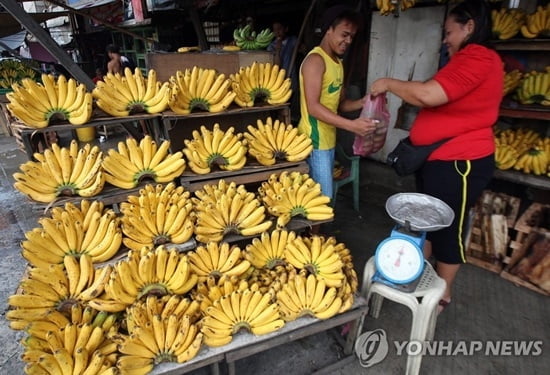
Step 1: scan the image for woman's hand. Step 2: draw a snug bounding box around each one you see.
[370,78,391,97]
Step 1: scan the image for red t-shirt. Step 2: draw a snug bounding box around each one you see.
[409,44,504,161]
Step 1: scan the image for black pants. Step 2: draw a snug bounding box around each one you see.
[416,155,494,264]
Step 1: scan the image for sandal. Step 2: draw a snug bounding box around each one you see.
[437,299,451,314]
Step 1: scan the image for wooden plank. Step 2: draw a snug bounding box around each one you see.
[466,255,503,274]
[500,271,550,297]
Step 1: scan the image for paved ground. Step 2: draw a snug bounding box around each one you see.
[0,133,548,374]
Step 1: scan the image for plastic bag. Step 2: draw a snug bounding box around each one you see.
[352,93,390,156]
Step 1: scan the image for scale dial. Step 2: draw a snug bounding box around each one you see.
[375,237,424,284]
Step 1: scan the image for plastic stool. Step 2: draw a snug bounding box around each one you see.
[358,257,446,375]
[332,144,360,211]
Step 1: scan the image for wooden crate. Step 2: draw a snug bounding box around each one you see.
[508,202,550,253]
[464,190,521,272]
[501,228,550,296]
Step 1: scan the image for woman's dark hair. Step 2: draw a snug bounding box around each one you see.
[449,0,492,49]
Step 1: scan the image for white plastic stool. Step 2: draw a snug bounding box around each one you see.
[358,257,446,375]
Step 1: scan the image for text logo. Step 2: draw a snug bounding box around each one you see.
[355,329,389,368]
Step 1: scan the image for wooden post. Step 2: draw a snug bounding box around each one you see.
[0,0,95,90]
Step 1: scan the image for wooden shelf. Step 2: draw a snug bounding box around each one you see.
[499,106,550,121]
[493,169,549,190]
[492,39,550,51]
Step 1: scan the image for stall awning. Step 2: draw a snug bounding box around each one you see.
[0,11,67,38]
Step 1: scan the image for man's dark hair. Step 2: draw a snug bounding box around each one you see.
[106,44,120,54]
[449,0,492,49]
[320,5,362,36]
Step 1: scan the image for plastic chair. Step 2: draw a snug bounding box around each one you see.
[332,144,360,211]
[358,257,446,375]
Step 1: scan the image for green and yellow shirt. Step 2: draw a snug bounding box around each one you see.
[298,46,343,150]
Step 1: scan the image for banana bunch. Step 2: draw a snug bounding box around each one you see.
[496,127,541,156]
[117,298,203,369]
[182,124,247,174]
[0,59,38,88]
[192,180,272,242]
[168,67,236,114]
[120,183,195,251]
[14,141,104,203]
[515,69,550,105]
[520,5,550,39]
[492,8,524,40]
[201,289,284,346]
[400,0,416,12]
[102,136,186,189]
[90,246,198,312]
[126,295,201,333]
[332,240,359,295]
[503,69,523,96]
[244,230,295,269]
[513,146,549,175]
[247,265,293,296]
[187,242,252,282]
[22,205,122,267]
[93,68,170,116]
[495,143,520,170]
[7,257,115,330]
[193,275,253,313]
[245,117,313,165]
[284,235,345,288]
[6,74,93,128]
[233,25,275,50]
[230,62,292,107]
[276,273,345,321]
[376,0,397,16]
[258,171,334,228]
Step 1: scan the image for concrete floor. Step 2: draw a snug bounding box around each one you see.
[0,132,548,375]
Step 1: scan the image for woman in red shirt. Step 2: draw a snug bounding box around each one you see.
[370,0,503,311]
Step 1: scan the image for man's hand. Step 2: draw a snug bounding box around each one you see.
[351,117,377,137]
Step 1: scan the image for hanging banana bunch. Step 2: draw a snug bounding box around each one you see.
[233,25,275,50]
[244,117,313,165]
[13,141,104,203]
[21,200,122,267]
[376,0,397,16]
[258,171,334,229]
[230,62,292,107]
[200,289,285,347]
[102,135,186,189]
[120,182,195,251]
[93,68,170,116]
[168,67,236,114]
[182,124,247,174]
[520,4,550,39]
[6,74,92,128]
[88,246,199,313]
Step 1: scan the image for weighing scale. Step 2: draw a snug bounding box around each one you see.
[373,193,454,292]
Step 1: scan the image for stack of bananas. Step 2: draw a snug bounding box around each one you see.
[258,171,334,228]
[276,274,344,321]
[192,180,272,242]
[515,69,550,105]
[6,74,93,128]
[503,69,523,96]
[496,128,549,175]
[233,25,275,50]
[284,235,345,288]
[0,59,38,89]
[492,8,525,40]
[93,68,170,116]
[182,124,247,174]
[120,183,195,251]
[7,255,115,330]
[520,5,550,39]
[13,141,104,203]
[201,289,284,346]
[244,230,294,269]
[188,242,252,282]
[117,296,203,370]
[230,62,292,107]
[244,117,313,165]
[102,136,186,189]
[168,67,236,114]
[89,246,198,313]
[21,200,121,267]
[193,275,252,313]
[376,0,397,16]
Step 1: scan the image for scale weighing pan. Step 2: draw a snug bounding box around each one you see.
[385,193,455,232]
